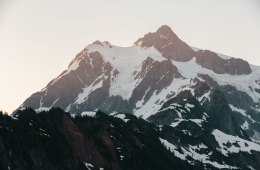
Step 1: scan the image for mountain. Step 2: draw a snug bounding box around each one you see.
[18,25,260,142]
[16,25,260,168]
[2,109,260,170]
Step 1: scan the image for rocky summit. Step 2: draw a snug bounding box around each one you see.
[16,25,260,169]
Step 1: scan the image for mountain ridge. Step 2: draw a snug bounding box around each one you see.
[3,108,260,170]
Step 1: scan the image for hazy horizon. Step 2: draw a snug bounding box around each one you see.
[0,0,260,113]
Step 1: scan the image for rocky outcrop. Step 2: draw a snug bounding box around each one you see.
[129,58,182,108]
[148,90,206,125]
[134,25,195,62]
[21,51,109,110]
[195,50,252,75]
[208,89,249,139]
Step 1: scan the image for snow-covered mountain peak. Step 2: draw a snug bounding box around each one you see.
[134,25,178,46]
[134,25,195,61]
[19,25,260,144]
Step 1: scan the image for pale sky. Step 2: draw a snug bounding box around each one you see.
[0,0,260,113]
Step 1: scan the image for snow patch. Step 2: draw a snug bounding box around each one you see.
[134,77,190,119]
[198,91,211,103]
[229,104,256,123]
[185,103,195,108]
[81,111,96,117]
[75,79,103,104]
[241,120,249,130]
[170,119,204,128]
[170,119,184,127]
[190,119,204,127]
[84,162,94,170]
[35,107,51,113]
[212,129,260,156]
[113,113,130,123]
[159,138,238,169]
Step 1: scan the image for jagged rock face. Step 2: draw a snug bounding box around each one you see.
[207,90,246,138]
[148,90,207,125]
[129,58,182,108]
[22,51,112,110]
[134,25,195,62]
[195,50,252,75]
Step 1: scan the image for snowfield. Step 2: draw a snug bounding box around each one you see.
[159,138,239,169]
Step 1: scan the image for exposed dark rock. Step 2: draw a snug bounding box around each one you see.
[134,25,195,62]
[192,79,211,97]
[221,85,255,111]
[197,74,219,87]
[208,89,249,139]
[129,58,182,108]
[255,88,260,94]
[195,50,252,75]
[21,51,105,110]
[148,90,206,125]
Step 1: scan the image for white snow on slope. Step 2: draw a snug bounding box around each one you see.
[134,78,190,119]
[198,90,211,103]
[131,55,260,121]
[84,162,94,170]
[185,103,195,108]
[229,104,247,116]
[51,51,87,85]
[75,78,104,104]
[170,119,184,127]
[170,119,204,128]
[19,107,51,114]
[81,111,96,117]
[159,138,238,169]
[156,103,186,119]
[35,107,51,113]
[86,44,260,118]
[189,119,204,127]
[172,58,260,103]
[241,120,249,130]
[229,104,256,123]
[86,43,165,100]
[112,113,130,123]
[212,129,260,156]
[37,42,260,121]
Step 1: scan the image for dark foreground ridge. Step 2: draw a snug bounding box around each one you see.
[1,108,260,170]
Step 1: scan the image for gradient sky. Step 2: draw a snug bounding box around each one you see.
[0,0,260,113]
